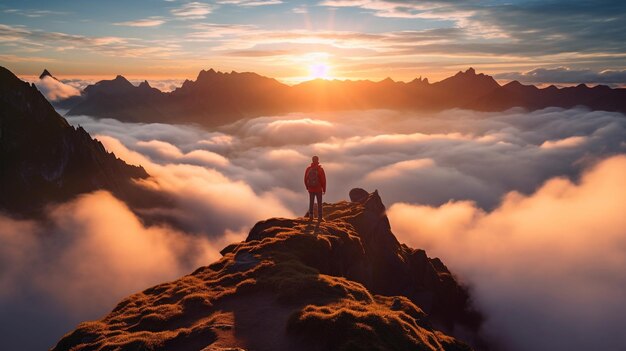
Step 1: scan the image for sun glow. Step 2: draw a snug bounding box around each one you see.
[309,63,331,80]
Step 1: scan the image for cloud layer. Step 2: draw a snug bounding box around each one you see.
[76,106,625,210]
[1,106,626,350]
[387,155,626,351]
[66,107,626,351]
[0,191,221,350]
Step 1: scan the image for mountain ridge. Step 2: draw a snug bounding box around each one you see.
[58,67,626,128]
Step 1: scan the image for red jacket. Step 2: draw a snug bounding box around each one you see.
[304,163,326,193]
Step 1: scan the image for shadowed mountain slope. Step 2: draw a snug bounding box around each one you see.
[61,67,626,128]
[52,190,489,351]
[0,66,148,214]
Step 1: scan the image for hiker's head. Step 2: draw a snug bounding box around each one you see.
[312,156,319,164]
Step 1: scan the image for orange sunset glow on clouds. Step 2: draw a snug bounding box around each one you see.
[1,0,625,85]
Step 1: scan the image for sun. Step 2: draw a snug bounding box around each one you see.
[309,63,331,80]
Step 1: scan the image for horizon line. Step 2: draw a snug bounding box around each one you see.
[17,66,626,90]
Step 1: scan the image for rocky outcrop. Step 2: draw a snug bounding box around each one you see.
[236,190,485,339]
[52,190,489,351]
[0,66,148,214]
[348,187,369,203]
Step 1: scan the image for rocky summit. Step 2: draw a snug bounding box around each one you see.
[53,190,488,351]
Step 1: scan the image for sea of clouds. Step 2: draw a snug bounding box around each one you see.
[1,107,626,350]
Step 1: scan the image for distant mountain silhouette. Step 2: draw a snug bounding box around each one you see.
[60,67,626,128]
[53,190,489,351]
[65,74,164,122]
[468,80,626,112]
[0,66,148,214]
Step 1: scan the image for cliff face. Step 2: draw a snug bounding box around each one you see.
[0,66,148,214]
[53,190,487,351]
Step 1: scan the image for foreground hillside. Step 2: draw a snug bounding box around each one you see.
[53,190,488,351]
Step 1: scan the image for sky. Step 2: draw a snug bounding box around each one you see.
[1,0,626,84]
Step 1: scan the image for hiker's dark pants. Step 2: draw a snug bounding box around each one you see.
[309,191,323,219]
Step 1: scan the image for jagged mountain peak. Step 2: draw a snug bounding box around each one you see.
[196,67,218,81]
[39,68,58,80]
[194,68,279,83]
[113,74,131,83]
[435,67,501,95]
[448,67,494,82]
[411,76,430,85]
[452,67,477,78]
[92,74,133,88]
[83,74,137,96]
[138,80,151,88]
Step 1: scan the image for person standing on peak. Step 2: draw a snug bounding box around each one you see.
[304,155,326,221]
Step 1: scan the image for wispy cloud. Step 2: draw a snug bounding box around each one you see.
[320,0,626,55]
[4,8,68,18]
[185,23,256,40]
[114,17,166,27]
[0,24,181,59]
[320,0,475,21]
[171,1,213,19]
[187,24,462,53]
[217,0,283,6]
[0,53,54,63]
[225,49,292,57]
[292,5,308,14]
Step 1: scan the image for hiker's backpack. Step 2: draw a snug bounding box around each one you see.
[306,167,320,188]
